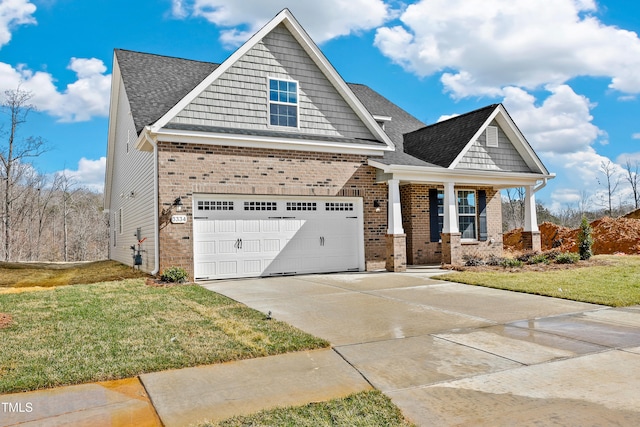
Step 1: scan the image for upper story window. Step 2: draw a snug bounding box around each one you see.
[269,78,298,128]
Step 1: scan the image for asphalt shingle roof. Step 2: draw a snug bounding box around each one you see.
[115,49,501,170]
[402,104,499,168]
[115,49,219,134]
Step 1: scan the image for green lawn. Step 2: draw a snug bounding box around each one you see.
[0,279,329,393]
[200,391,415,427]
[439,255,640,307]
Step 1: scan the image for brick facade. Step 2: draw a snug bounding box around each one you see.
[155,142,511,277]
[156,142,389,278]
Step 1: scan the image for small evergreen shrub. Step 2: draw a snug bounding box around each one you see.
[161,266,188,283]
[577,216,594,260]
[464,256,485,267]
[555,252,580,264]
[529,253,550,265]
[486,256,504,266]
[501,258,523,268]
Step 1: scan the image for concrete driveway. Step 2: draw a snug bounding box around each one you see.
[203,269,640,426]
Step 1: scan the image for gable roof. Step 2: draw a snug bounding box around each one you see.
[115,49,219,134]
[403,104,498,168]
[146,9,393,150]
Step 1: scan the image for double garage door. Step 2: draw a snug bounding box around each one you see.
[193,196,364,280]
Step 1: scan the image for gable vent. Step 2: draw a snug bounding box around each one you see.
[486,126,499,147]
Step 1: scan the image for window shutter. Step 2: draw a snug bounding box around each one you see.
[429,189,440,242]
[478,190,487,241]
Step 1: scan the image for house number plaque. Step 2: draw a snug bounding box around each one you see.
[171,215,188,224]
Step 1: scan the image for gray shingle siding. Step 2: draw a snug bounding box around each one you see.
[171,24,376,141]
[456,121,533,172]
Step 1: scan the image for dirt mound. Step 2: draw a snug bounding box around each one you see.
[0,313,12,329]
[504,217,640,255]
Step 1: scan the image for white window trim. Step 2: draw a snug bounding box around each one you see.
[457,189,478,241]
[267,76,300,130]
[486,125,499,148]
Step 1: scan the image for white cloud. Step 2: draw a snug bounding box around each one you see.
[374,0,640,98]
[0,0,36,48]
[172,0,392,46]
[502,85,604,154]
[60,157,106,192]
[633,133,640,140]
[0,58,111,122]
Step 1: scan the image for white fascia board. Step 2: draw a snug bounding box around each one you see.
[104,53,122,211]
[152,128,390,156]
[448,107,500,169]
[369,159,555,188]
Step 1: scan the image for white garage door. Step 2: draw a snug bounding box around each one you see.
[193,196,364,280]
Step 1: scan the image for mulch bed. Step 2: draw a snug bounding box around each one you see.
[0,313,12,329]
[446,256,612,273]
[145,277,191,287]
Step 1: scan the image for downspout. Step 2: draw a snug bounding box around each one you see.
[148,132,160,275]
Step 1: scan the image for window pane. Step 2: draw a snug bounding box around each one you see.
[270,80,278,90]
[458,190,476,215]
[459,216,476,239]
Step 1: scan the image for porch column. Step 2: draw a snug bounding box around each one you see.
[442,182,458,233]
[522,185,541,251]
[441,181,462,265]
[387,179,404,235]
[386,179,406,272]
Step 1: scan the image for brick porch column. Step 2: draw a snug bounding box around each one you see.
[441,232,462,265]
[386,179,406,272]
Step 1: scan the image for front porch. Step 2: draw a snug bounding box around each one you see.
[382,178,544,271]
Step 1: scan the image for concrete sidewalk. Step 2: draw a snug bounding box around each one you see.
[0,349,370,427]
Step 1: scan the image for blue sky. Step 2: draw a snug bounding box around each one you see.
[1,0,640,212]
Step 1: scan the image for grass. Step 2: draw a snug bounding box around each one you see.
[439,255,640,307]
[0,279,329,393]
[0,260,148,288]
[199,391,415,427]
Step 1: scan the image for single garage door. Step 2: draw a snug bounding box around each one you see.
[193,195,364,280]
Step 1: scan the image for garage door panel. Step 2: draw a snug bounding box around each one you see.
[242,240,261,253]
[241,220,261,233]
[216,220,237,233]
[243,259,262,274]
[218,261,238,275]
[218,240,239,254]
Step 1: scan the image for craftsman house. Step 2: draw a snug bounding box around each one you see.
[104,9,553,280]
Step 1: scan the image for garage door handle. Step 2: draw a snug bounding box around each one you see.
[320,236,325,246]
[239,239,243,249]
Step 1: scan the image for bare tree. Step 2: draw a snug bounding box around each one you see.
[597,160,620,217]
[503,187,525,230]
[0,88,47,261]
[623,159,640,210]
